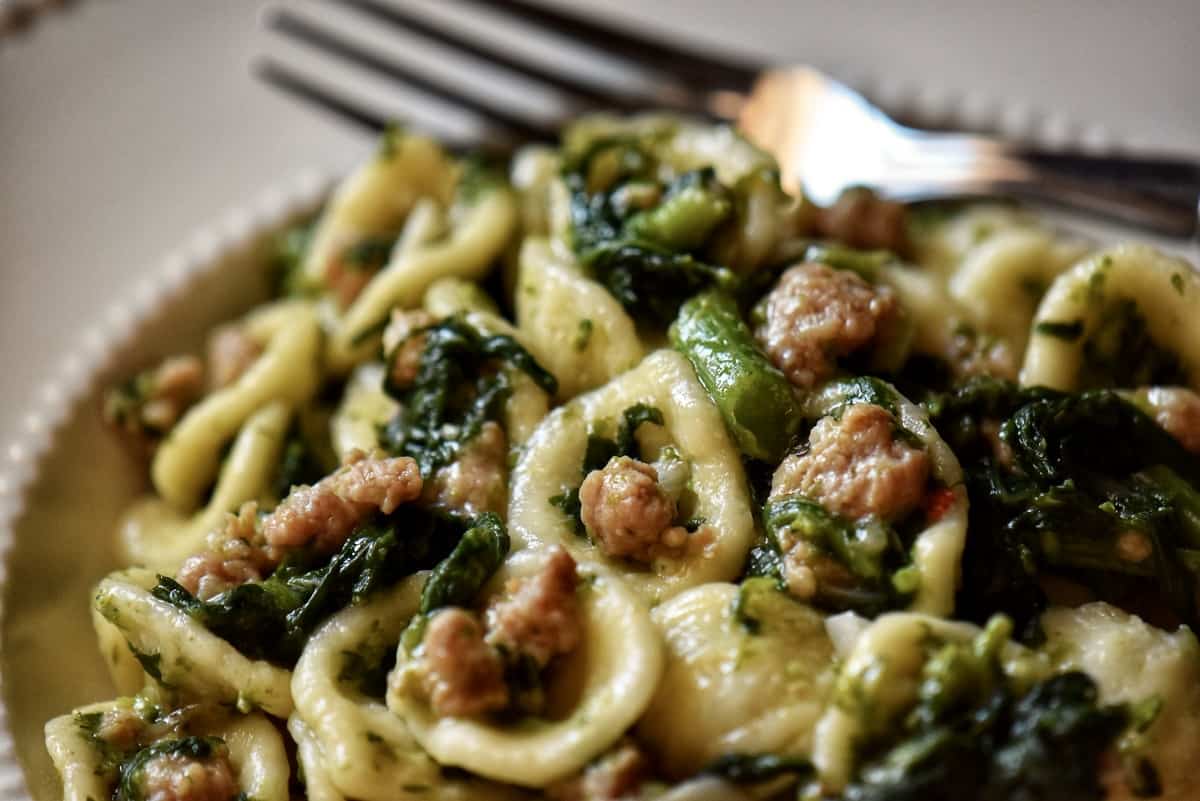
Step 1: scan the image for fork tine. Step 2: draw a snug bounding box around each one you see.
[266,6,557,142]
[449,0,761,92]
[256,57,390,133]
[323,0,654,113]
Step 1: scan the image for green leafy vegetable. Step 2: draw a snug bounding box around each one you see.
[702,752,812,784]
[154,510,464,666]
[419,512,510,614]
[270,221,315,298]
[671,290,801,462]
[925,378,1200,632]
[562,139,738,324]
[380,317,557,477]
[763,494,916,615]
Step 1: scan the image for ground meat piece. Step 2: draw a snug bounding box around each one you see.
[755,262,898,388]
[138,748,238,801]
[771,403,930,522]
[261,454,422,553]
[324,243,380,310]
[780,538,858,602]
[578,456,688,563]
[814,187,910,255]
[416,608,509,718]
[547,741,650,801]
[176,504,273,599]
[486,547,582,668]
[105,355,206,442]
[206,326,262,390]
[947,325,1019,381]
[423,422,508,517]
[382,308,435,390]
[1141,387,1200,454]
[95,707,145,751]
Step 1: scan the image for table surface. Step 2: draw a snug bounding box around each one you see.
[2,0,1199,450]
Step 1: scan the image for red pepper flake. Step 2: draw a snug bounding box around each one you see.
[923,487,957,523]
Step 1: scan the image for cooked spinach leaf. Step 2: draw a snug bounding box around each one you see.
[380,317,557,477]
[153,508,464,666]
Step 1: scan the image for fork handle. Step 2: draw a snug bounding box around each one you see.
[892,132,1200,237]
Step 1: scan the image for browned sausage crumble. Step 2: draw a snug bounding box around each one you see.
[771,403,930,522]
[578,456,689,563]
[1141,386,1200,454]
[177,454,422,598]
[755,262,898,388]
[423,421,509,518]
[814,186,911,255]
[138,746,239,801]
[405,547,582,719]
[205,325,262,391]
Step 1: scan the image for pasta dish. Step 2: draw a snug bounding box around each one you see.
[42,115,1200,801]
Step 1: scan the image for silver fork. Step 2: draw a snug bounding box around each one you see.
[258,0,1200,238]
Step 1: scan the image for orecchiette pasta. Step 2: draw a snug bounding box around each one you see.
[508,350,757,603]
[1022,244,1200,390]
[43,114,1200,801]
[387,552,664,788]
[122,402,291,572]
[152,302,321,510]
[94,570,294,717]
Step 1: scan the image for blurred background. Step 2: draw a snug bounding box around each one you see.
[2,0,1199,451]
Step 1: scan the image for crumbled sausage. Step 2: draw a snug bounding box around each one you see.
[1141,386,1200,454]
[262,454,423,553]
[547,741,650,801]
[382,308,435,390]
[175,503,272,598]
[324,242,381,310]
[486,547,582,668]
[415,608,509,718]
[771,403,930,522]
[578,456,688,563]
[780,538,857,602]
[94,707,145,751]
[755,262,898,388]
[947,324,1019,381]
[423,422,508,517]
[206,326,262,390]
[138,748,239,801]
[105,356,205,440]
[814,187,910,255]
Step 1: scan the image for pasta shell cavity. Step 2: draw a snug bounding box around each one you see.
[508,350,757,604]
[122,402,291,573]
[515,237,645,401]
[290,576,520,801]
[386,552,665,789]
[1021,244,1200,391]
[93,570,294,717]
[801,378,968,616]
[151,301,321,511]
[638,582,834,779]
[45,701,289,801]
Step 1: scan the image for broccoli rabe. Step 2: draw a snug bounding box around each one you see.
[380,317,557,477]
[154,508,467,666]
[925,377,1200,632]
[762,494,918,616]
[671,290,801,463]
[562,139,738,324]
[835,618,1133,801]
